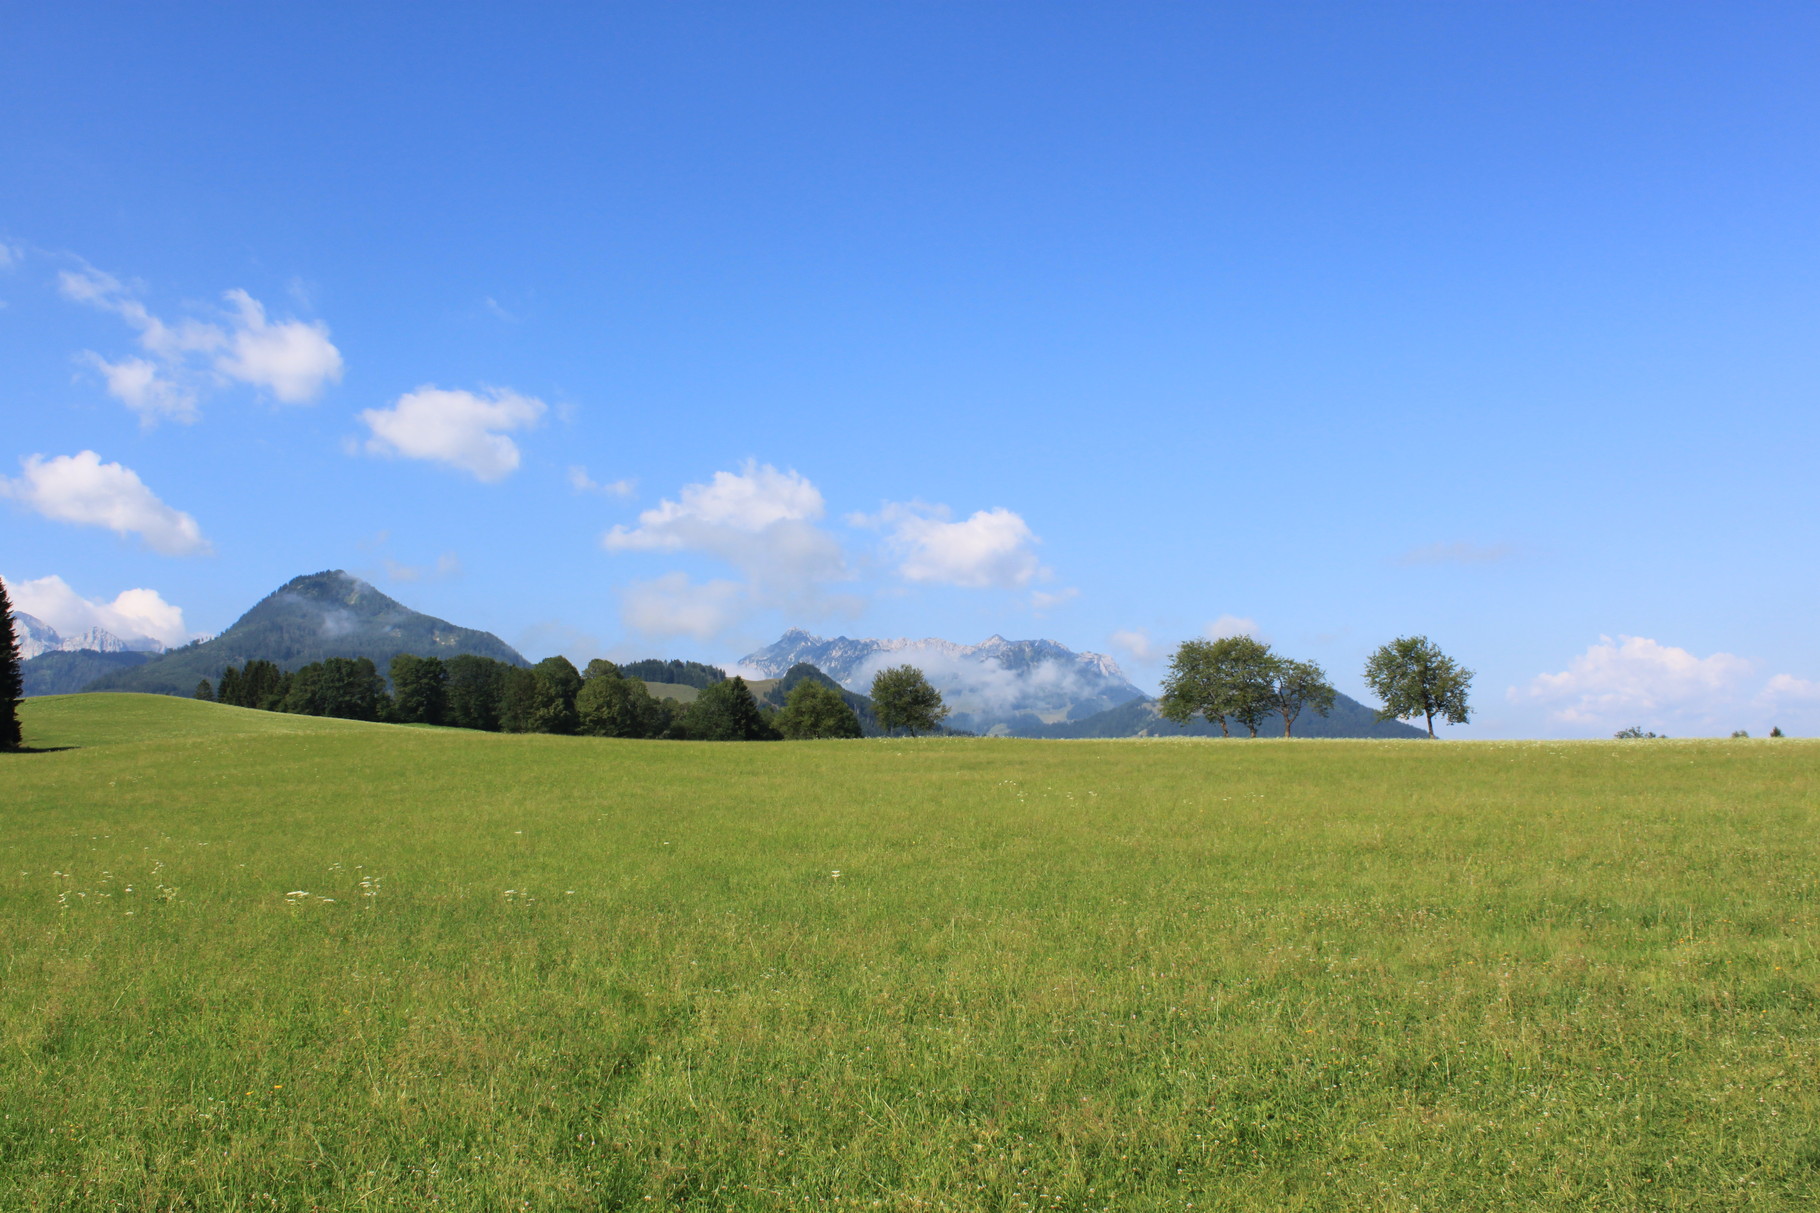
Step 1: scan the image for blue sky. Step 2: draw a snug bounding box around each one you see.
[3,2,1816,737]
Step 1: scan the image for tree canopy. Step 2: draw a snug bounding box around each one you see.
[676,676,777,741]
[775,677,863,739]
[1362,635,1472,738]
[870,665,949,736]
[1158,636,1306,738]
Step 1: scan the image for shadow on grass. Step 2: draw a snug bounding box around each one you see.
[5,745,78,755]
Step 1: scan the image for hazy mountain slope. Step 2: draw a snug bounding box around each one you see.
[21,650,158,697]
[83,571,527,697]
[740,629,1143,735]
[1025,692,1426,739]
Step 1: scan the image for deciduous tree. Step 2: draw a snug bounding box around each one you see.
[870,665,948,736]
[1363,635,1472,738]
[528,656,583,734]
[389,654,448,725]
[775,678,863,739]
[1158,636,1277,737]
[1268,658,1336,738]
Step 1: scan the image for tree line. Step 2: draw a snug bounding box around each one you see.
[1160,633,1473,738]
[198,654,954,741]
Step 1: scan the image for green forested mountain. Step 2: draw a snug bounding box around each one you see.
[21,650,157,697]
[1024,690,1425,739]
[83,571,527,697]
[619,659,728,689]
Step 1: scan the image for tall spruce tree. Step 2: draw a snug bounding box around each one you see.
[0,578,23,750]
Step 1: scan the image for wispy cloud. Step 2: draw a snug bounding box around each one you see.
[568,465,636,497]
[1204,614,1261,640]
[60,262,343,423]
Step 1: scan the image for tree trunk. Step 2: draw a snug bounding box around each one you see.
[1282,710,1294,738]
[1217,716,1230,738]
[1425,710,1436,738]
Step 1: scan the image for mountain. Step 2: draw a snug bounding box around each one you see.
[11,612,164,660]
[1025,693,1425,739]
[82,570,528,697]
[21,649,159,697]
[740,628,1145,735]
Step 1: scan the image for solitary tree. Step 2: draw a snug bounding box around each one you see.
[775,678,863,739]
[0,577,22,751]
[1158,635,1278,737]
[1362,635,1472,738]
[1267,658,1336,738]
[870,665,949,736]
[194,678,214,702]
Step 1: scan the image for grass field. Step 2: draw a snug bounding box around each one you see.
[3,694,1817,1211]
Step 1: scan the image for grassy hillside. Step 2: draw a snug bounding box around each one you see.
[4,695,1818,1209]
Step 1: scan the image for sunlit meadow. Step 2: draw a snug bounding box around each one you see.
[3,694,1817,1210]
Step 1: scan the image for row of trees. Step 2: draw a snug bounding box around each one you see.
[1158,636,1337,737]
[199,654,953,742]
[1160,633,1473,738]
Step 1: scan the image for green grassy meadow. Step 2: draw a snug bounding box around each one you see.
[3,694,1817,1211]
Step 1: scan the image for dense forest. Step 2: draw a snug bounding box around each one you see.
[202,654,878,741]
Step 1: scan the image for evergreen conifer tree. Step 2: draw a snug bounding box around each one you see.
[0,578,23,751]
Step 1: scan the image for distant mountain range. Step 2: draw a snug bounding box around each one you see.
[741,628,1146,735]
[78,570,527,697]
[14,612,165,660]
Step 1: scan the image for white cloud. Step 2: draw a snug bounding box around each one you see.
[80,353,198,425]
[359,385,546,482]
[1,451,210,555]
[1204,614,1261,640]
[569,466,636,497]
[212,289,344,403]
[608,462,826,548]
[1111,628,1161,662]
[0,242,19,270]
[2,573,191,647]
[857,501,1047,589]
[1760,673,1820,704]
[59,262,344,420]
[1398,541,1514,566]
[1515,635,1817,735]
[620,572,746,641]
[601,463,856,640]
[1031,587,1079,613]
